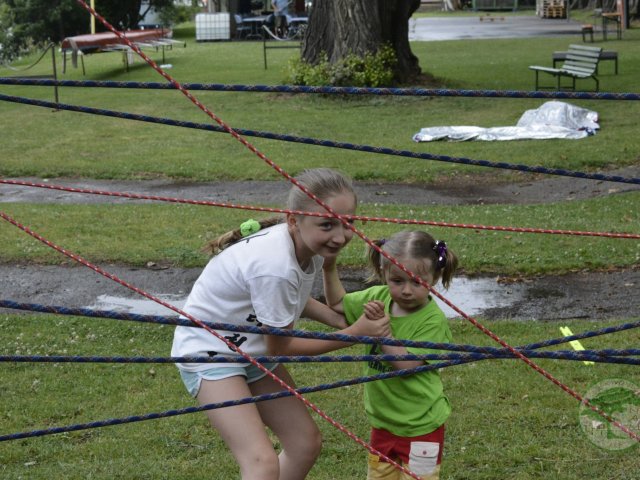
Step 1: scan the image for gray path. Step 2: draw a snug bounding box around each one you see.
[409,15,587,41]
[2,165,639,207]
[1,170,638,321]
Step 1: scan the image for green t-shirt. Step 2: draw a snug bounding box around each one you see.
[343,285,452,437]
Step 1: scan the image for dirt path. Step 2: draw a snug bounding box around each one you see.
[1,166,639,321]
[2,164,640,206]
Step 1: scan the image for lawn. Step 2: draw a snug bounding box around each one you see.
[0,9,639,479]
[1,20,638,273]
[0,315,638,479]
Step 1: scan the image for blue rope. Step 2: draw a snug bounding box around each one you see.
[4,339,638,443]
[1,93,639,185]
[1,77,639,101]
[1,350,638,364]
[0,357,493,442]
[4,299,640,355]
[519,321,640,351]
[0,299,524,354]
[2,74,637,444]
[2,300,638,442]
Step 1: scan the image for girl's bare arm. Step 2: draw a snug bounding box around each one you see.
[302,297,348,330]
[265,312,391,356]
[322,257,346,313]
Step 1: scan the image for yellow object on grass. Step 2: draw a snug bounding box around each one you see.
[560,326,594,366]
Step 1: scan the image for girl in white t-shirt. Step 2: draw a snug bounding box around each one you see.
[171,168,390,480]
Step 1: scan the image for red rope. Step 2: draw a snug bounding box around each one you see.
[63,4,427,477]
[67,0,640,449]
[3,179,638,240]
[3,205,639,450]
[64,0,637,454]
[0,209,424,479]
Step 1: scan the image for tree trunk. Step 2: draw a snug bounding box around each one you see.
[302,0,381,64]
[302,0,421,84]
[379,0,421,83]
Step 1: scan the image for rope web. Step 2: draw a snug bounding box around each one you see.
[0,1,638,477]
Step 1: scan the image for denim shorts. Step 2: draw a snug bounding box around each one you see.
[179,362,279,397]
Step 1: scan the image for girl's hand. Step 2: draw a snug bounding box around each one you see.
[322,256,338,271]
[350,303,391,338]
[362,300,385,321]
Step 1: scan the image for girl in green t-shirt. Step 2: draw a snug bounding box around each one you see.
[323,230,458,480]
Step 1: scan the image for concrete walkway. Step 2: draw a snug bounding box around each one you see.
[409,15,587,41]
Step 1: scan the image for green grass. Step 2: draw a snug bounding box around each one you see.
[2,20,639,183]
[0,21,638,274]
[1,194,639,274]
[0,13,638,479]
[0,315,638,479]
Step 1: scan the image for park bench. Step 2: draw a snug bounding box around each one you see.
[529,44,602,92]
[553,50,618,75]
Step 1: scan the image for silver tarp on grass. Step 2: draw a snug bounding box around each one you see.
[413,101,599,142]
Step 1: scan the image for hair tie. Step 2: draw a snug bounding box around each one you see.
[240,219,261,237]
[433,240,447,270]
[379,238,387,246]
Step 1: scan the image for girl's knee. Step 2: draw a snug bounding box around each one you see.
[290,426,322,462]
[308,427,323,458]
[238,448,280,479]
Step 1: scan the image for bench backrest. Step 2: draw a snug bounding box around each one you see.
[561,44,602,76]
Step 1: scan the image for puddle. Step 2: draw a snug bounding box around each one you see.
[86,294,187,316]
[433,277,526,319]
[84,277,524,320]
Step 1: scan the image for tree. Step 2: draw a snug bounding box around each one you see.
[2,0,174,57]
[301,0,422,84]
[6,0,91,49]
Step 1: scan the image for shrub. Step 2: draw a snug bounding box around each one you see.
[287,44,397,87]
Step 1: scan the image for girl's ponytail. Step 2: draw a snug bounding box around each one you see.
[435,240,458,290]
[202,216,283,255]
[365,238,387,283]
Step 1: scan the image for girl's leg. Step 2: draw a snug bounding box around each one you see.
[250,365,322,480]
[197,375,280,480]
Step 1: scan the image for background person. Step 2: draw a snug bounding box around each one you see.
[272,0,289,37]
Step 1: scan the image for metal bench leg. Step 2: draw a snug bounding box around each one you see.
[263,37,268,70]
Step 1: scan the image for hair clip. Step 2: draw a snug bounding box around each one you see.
[240,219,261,237]
[433,240,447,270]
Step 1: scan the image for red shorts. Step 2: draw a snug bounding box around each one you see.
[368,425,445,479]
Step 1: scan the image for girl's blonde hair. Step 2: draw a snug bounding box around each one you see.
[366,230,458,289]
[203,168,357,255]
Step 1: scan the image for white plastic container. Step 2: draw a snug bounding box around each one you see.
[195,13,231,41]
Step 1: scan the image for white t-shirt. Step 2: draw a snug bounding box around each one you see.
[171,223,323,371]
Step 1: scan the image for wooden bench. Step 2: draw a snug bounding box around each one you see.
[529,44,602,92]
[553,50,618,74]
